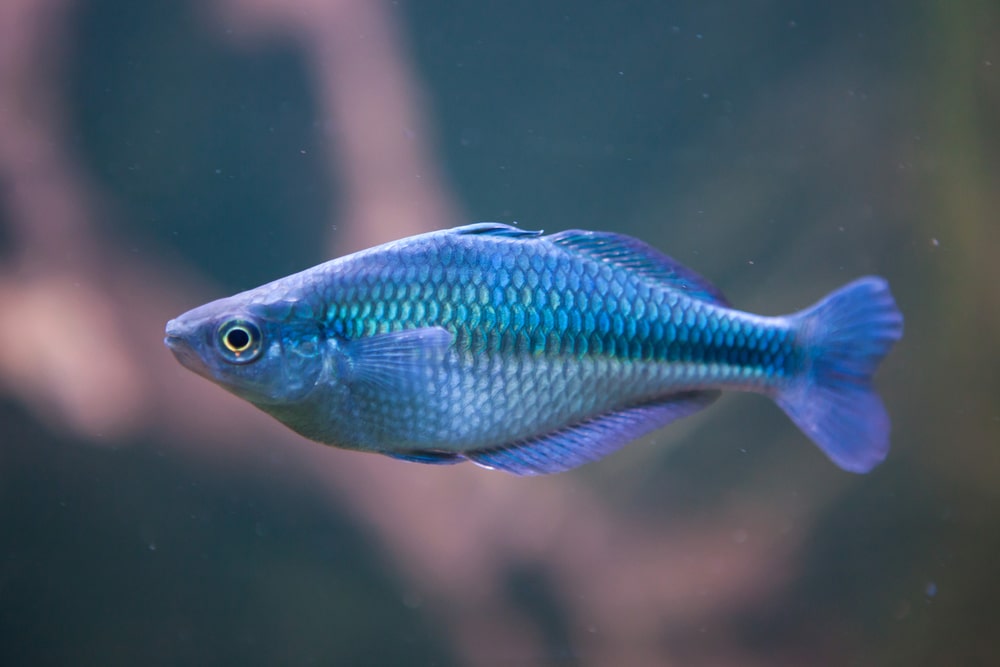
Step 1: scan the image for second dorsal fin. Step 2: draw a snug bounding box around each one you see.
[546,229,729,305]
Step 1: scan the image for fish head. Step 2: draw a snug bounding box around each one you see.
[164,292,327,407]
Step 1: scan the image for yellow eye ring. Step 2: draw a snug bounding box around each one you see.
[217,319,263,363]
[223,326,252,352]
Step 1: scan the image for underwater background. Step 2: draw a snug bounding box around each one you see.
[0,1,997,665]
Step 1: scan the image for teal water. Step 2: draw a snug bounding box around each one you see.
[1,1,997,665]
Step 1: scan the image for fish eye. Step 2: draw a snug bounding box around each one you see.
[217,319,263,363]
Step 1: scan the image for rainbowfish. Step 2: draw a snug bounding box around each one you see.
[164,223,903,475]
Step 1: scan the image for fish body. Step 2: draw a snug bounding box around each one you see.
[164,223,903,475]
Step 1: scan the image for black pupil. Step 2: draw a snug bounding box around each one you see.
[226,327,251,350]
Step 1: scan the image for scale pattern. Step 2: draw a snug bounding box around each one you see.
[292,229,798,451]
[165,223,902,474]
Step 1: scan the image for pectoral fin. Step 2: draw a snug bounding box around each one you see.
[344,327,453,391]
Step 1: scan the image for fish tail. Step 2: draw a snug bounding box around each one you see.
[776,277,903,473]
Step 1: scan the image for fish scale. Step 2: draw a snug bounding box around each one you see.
[306,232,790,448]
[165,222,903,475]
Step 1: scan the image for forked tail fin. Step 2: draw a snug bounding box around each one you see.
[776,277,903,473]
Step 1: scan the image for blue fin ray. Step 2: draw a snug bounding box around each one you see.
[777,277,903,473]
[385,450,463,465]
[451,222,543,238]
[546,229,729,305]
[466,391,720,475]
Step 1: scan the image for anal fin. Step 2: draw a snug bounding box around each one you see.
[466,391,720,475]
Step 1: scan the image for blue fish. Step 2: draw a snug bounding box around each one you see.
[164,223,903,475]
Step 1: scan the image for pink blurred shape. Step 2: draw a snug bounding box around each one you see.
[0,1,839,665]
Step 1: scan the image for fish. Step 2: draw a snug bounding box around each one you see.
[164,223,903,475]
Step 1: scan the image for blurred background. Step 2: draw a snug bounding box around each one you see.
[1,0,997,665]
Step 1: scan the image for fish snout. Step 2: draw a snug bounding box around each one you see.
[164,317,184,342]
[164,318,211,377]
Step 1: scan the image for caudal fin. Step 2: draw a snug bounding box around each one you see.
[776,277,903,473]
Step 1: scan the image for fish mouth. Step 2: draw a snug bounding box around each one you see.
[164,318,211,378]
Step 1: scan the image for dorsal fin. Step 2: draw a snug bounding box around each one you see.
[546,229,729,305]
[451,222,543,238]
